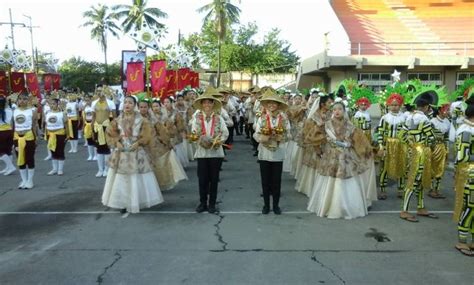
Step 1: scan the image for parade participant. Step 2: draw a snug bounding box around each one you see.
[295,93,334,196]
[350,86,376,141]
[0,95,15,176]
[237,92,248,136]
[42,94,53,160]
[102,95,163,214]
[13,93,38,189]
[189,88,229,213]
[91,87,116,177]
[144,97,188,191]
[377,93,407,199]
[65,93,80,153]
[453,104,474,256]
[307,101,376,219]
[429,104,451,199]
[221,89,237,145]
[284,93,306,174]
[248,86,263,156]
[45,95,68,175]
[399,93,437,222]
[244,89,258,144]
[254,90,290,215]
[162,96,189,168]
[82,95,95,161]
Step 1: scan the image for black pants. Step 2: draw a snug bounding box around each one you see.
[197,158,223,206]
[226,126,234,145]
[259,161,282,208]
[237,116,244,135]
[249,123,258,151]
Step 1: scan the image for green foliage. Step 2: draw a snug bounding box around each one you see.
[112,0,167,33]
[181,22,299,74]
[59,57,121,92]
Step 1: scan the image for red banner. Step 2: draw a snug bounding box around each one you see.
[165,69,178,97]
[178,68,191,90]
[44,74,52,92]
[150,60,167,98]
[52,74,61,90]
[0,71,7,96]
[191,71,200,88]
[11,72,26,93]
[25,73,41,99]
[126,62,144,94]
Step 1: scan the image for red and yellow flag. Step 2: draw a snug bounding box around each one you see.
[177,68,191,90]
[126,62,144,94]
[25,73,41,99]
[52,74,61,90]
[11,72,26,93]
[150,60,167,98]
[191,71,200,88]
[43,74,52,92]
[0,71,7,96]
[165,69,178,97]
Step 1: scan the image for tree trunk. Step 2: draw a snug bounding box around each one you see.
[104,43,109,85]
[216,37,221,88]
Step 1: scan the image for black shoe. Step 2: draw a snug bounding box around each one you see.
[246,136,250,139]
[253,151,258,157]
[196,204,208,213]
[120,208,127,214]
[208,205,219,214]
[262,206,270,214]
[273,206,282,215]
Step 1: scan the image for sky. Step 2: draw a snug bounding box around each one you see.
[0,0,346,65]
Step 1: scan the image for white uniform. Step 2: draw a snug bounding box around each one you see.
[13,108,34,132]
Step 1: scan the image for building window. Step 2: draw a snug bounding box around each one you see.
[407,72,443,86]
[456,72,474,88]
[358,73,391,92]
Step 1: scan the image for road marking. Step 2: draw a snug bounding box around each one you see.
[0,210,454,215]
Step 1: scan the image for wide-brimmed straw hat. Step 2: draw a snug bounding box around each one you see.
[192,87,222,112]
[259,89,288,111]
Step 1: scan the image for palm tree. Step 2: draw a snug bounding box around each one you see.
[113,0,168,33]
[81,4,120,83]
[197,0,241,87]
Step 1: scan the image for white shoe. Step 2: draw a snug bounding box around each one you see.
[1,154,15,175]
[87,156,93,161]
[47,160,58,175]
[57,160,64,176]
[24,169,35,189]
[102,170,108,177]
[44,156,52,161]
[18,169,27,189]
[95,170,103,177]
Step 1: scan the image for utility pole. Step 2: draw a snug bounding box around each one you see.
[23,14,40,71]
[0,9,25,50]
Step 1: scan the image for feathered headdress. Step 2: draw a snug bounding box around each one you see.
[349,86,377,108]
[451,78,474,102]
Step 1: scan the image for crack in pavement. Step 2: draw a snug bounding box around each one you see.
[311,251,346,285]
[0,189,13,198]
[96,251,123,284]
[58,174,87,189]
[213,214,228,251]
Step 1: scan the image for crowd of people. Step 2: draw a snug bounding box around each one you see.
[0,77,473,256]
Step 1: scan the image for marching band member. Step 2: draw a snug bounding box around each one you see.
[66,93,80,153]
[45,95,68,175]
[13,93,39,189]
[91,87,116,177]
[0,95,15,176]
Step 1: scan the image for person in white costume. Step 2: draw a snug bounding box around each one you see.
[307,101,377,219]
[101,96,163,214]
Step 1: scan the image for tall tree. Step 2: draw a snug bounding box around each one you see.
[113,0,167,33]
[197,0,241,87]
[81,4,120,84]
